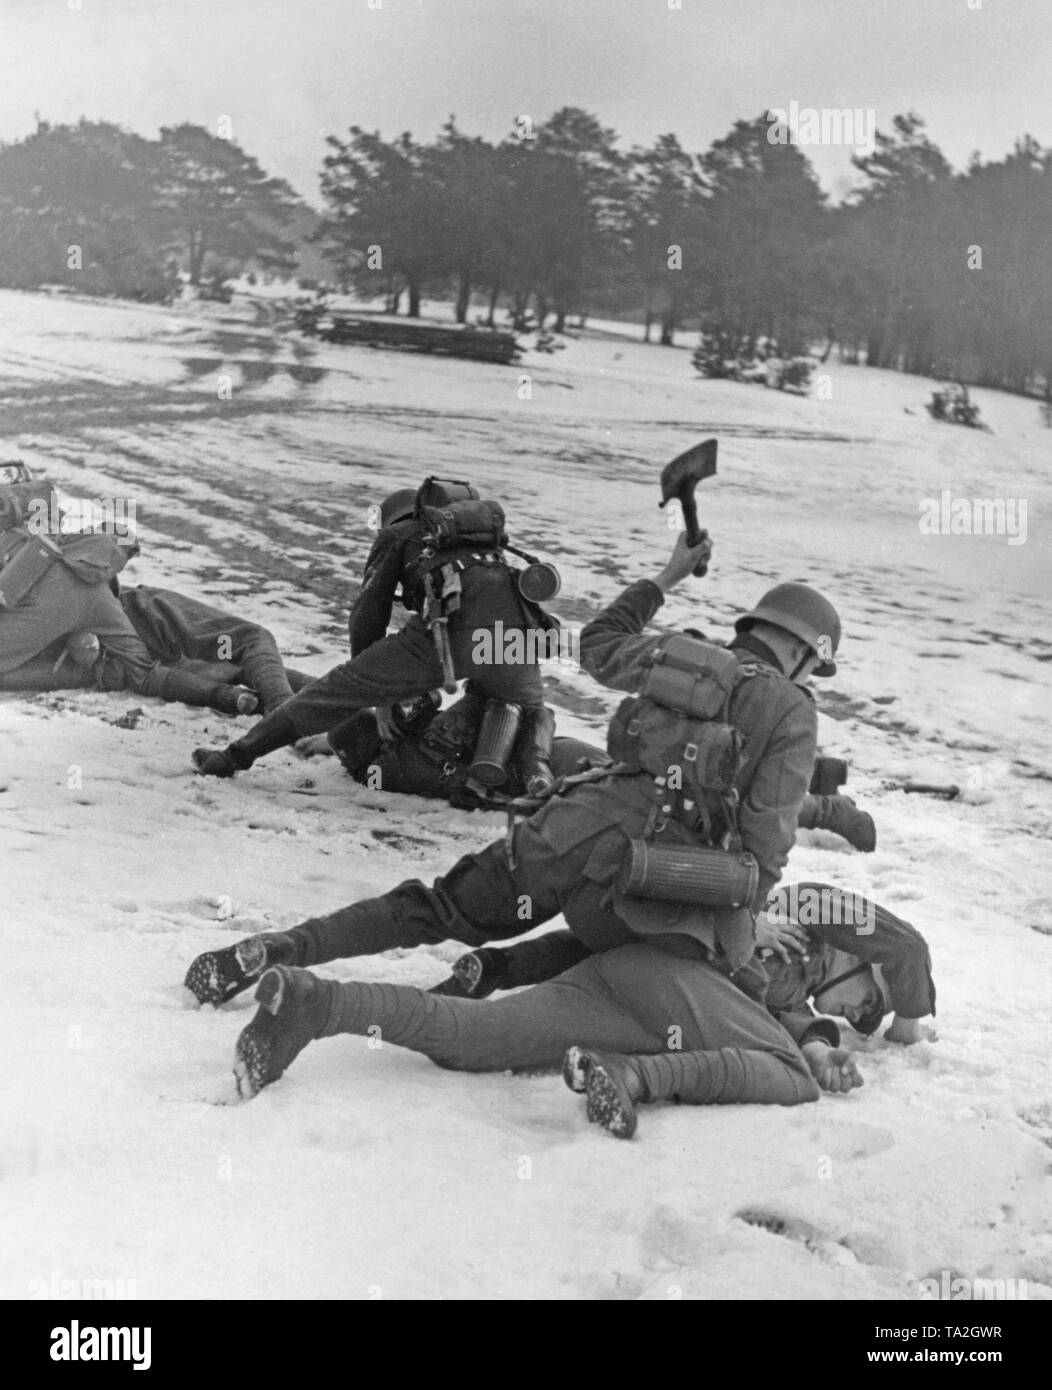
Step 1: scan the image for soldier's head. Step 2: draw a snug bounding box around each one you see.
[735,582,841,681]
[810,952,887,1036]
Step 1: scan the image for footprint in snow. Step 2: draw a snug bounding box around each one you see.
[735,1209,859,1266]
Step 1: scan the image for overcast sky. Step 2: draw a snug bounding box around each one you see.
[1,0,1049,203]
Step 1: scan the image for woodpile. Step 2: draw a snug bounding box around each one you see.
[319,314,520,365]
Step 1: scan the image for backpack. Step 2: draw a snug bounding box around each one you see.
[606,633,753,836]
[417,498,507,551]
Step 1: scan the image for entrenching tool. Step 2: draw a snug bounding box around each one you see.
[659,439,718,576]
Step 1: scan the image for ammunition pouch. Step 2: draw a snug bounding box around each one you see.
[0,528,63,611]
[619,841,759,909]
[419,694,485,766]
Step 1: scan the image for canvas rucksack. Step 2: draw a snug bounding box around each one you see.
[606,632,755,837]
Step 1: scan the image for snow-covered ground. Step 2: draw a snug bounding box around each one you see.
[1,288,1050,1300]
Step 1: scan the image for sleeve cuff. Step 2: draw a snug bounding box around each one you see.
[801,1018,841,1049]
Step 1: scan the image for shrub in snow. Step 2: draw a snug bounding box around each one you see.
[692,327,749,380]
[926,383,986,429]
[775,357,815,394]
[693,330,814,394]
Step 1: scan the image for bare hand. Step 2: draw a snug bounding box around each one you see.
[755,917,810,965]
[654,530,713,593]
[804,1043,865,1094]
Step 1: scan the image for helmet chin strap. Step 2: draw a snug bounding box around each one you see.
[811,962,871,1004]
[788,647,816,683]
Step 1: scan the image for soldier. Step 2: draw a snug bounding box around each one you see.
[0,464,254,714]
[755,881,936,1046]
[431,884,936,1052]
[191,478,558,785]
[228,880,932,1137]
[185,528,842,1029]
[0,582,307,713]
[329,693,876,848]
[229,941,862,1138]
[327,687,604,808]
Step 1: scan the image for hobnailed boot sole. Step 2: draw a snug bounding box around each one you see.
[429,948,508,999]
[428,972,473,998]
[233,966,326,1099]
[184,937,270,1006]
[562,1047,639,1140]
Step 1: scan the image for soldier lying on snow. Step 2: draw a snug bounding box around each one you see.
[327,686,876,851]
[185,530,931,1137]
[191,476,560,792]
[1,582,311,714]
[0,462,300,714]
[430,885,936,1049]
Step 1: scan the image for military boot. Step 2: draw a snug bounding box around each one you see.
[798,793,877,853]
[156,665,255,713]
[209,684,260,717]
[234,966,334,1098]
[563,1046,647,1140]
[185,930,300,1006]
[192,710,300,778]
[429,946,510,999]
[517,705,557,797]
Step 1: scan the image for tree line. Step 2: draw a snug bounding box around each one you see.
[1,108,1049,394]
[317,108,1051,395]
[0,119,300,303]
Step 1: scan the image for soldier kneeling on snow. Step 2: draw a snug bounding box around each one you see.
[191,476,560,786]
[186,529,889,1136]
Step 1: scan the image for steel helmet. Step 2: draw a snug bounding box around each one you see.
[735,582,841,677]
[811,960,887,1036]
[379,488,418,528]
